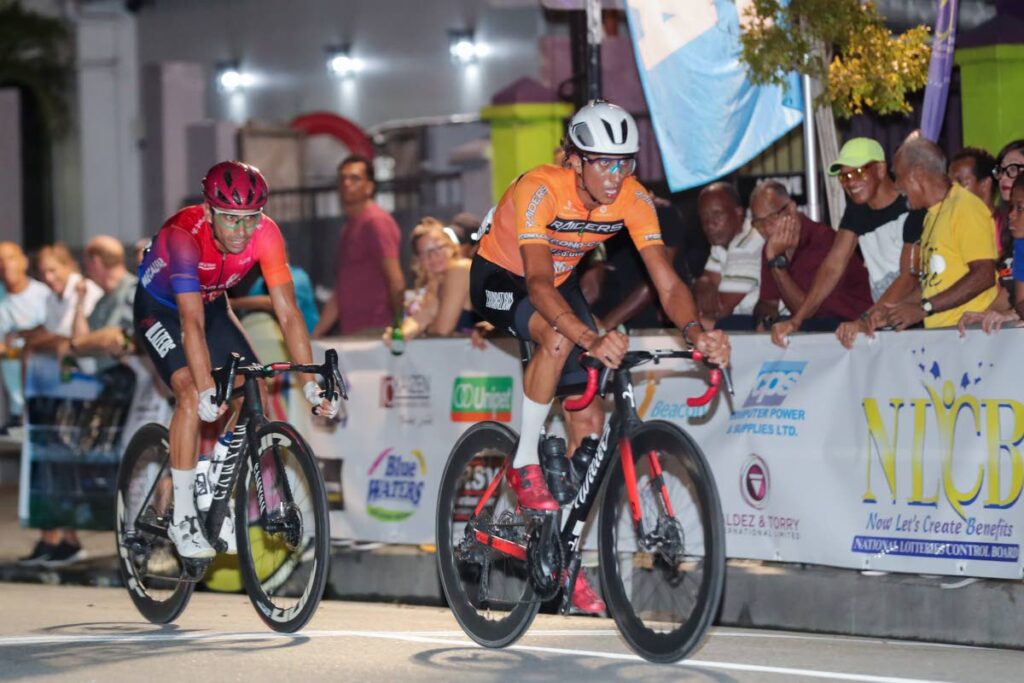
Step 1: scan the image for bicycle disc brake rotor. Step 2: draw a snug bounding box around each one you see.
[645,515,688,581]
[277,502,303,550]
[526,516,563,600]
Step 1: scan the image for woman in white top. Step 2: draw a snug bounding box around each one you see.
[384,218,476,346]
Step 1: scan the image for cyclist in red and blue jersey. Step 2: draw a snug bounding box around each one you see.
[135,161,338,560]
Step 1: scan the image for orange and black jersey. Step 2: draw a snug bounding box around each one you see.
[476,165,664,285]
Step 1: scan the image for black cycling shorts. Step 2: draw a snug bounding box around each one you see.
[133,285,258,389]
[470,255,596,393]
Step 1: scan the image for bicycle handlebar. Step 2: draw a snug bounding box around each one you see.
[211,349,348,407]
[562,349,732,412]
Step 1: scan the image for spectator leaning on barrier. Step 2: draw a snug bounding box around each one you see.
[383,217,476,348]
[770,138,926,349]
[693,181,764,330]
[960,175,1024,334]
[17,243,103,568]
[884,137,998,330]
[69,236,138,365]
[750,181,872,332]
[23,243,103,353]
[948,147,1010,304]
[313,154,405,338]
[0,242,50,431]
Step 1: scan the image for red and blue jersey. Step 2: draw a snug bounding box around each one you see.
[139,204,292,309]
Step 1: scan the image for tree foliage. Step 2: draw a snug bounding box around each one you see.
[0,0,73,135]
[739,0,931,118]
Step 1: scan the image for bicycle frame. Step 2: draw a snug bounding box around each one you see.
[470,365,649,613]
[131,349,344,557]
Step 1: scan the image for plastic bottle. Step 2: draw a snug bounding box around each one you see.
[390,311,406,356]
[539,434,574,505]
[59,356,78,382]
[570,433,600,490]
[197,432,232,511]
[194,455,213,511]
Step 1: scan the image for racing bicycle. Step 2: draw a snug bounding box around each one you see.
[115,350,345,632]
[436,347,729,663]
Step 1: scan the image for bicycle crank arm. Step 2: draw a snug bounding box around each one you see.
[473,530,527,561]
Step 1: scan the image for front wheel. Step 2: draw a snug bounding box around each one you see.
[436,421,540,648]
[599,420,725,663]
[235,421,331,633]
[115,423,195,623]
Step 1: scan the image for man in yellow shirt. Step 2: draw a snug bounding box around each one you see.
[885,137,997,329]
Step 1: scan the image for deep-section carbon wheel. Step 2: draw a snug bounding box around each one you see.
[115,423,194,623]
[599,420,725,663]
[235,421,330,633]
[436,421,540,648]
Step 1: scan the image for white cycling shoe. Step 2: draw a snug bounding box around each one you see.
[168,514,216,559]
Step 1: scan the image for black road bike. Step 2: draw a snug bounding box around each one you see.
[436,348,730,663]
[116,350,345,633]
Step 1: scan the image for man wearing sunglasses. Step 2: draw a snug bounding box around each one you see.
[470,101,731,612]
[769,137,926,348]
[134,161,339,560]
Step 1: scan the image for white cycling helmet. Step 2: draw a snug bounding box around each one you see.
[567,101,639,156]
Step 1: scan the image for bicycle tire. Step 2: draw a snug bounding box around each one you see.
[436,421,540,648]
[115,423,195,623]
[235,421,331,633]
[599,420,725,663]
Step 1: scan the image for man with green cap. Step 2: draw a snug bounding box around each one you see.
[770,137,926,348]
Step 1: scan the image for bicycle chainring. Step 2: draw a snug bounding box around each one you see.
[526,516,563,600]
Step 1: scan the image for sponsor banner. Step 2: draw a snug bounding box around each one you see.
[297,338,520,544]
[304,329,1024,579]
[18,355,171,529]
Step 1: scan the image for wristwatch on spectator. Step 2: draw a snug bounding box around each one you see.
[920,297,934,315]
[767,254,789,269]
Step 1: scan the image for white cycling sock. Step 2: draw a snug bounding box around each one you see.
[512,395,551,467]
[171,467,198,525]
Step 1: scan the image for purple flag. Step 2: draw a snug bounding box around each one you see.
[921,0,960,141]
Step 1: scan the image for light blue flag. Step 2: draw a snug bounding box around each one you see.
[625,0,804,191]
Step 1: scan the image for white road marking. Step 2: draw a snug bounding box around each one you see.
[0,629,965,682]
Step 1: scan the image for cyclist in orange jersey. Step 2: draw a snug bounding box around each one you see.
[470,101,731,517]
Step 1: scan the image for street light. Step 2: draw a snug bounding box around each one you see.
[448,29,490,65]
[326,44,364,78]
[216,61,254,92]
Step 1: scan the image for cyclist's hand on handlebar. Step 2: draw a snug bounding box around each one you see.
[304,380,339,419]
[587,329,628,369]
[692,328,731,367]
[197,386,226,423]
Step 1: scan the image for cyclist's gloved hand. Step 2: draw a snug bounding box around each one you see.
[197,387,222,422]
[304,380,339,419]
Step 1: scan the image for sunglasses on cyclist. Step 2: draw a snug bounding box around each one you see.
[992,163,1024,180]
[213,209,263,231]
[580,155,637,176]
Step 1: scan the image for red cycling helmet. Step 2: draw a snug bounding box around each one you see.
[202,161,269,213]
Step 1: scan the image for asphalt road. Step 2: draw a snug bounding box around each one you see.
[1,584,1020,682]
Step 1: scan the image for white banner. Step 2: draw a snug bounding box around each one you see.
[300,328,1024,580]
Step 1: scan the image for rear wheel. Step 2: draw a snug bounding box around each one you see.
[436,422,540,648]
[599,420,725,663]
[235,422,330,633]
[115,423,194,623]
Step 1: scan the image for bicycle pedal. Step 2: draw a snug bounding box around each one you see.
[180,558,211,582]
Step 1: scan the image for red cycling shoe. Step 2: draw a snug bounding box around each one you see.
[507,465,560,512]
[570,570,606,615]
